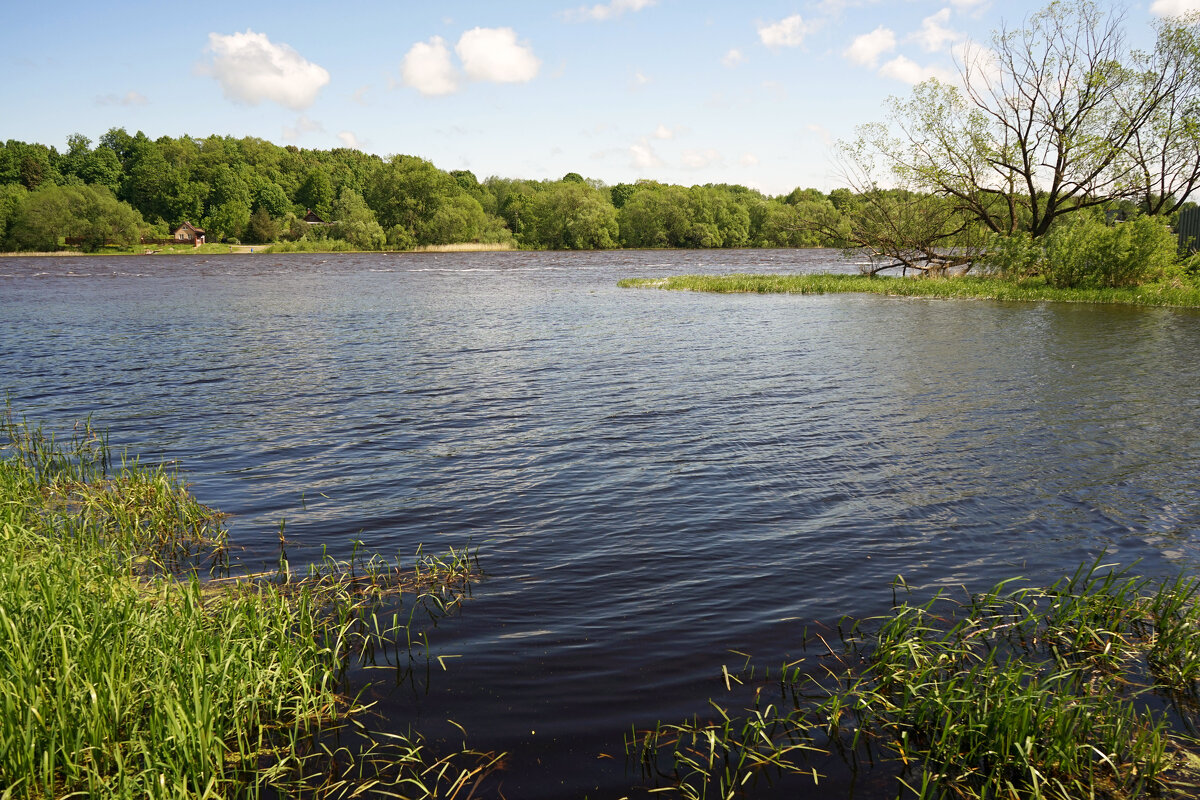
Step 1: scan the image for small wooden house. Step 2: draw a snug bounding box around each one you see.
[172,222,206,244]
[302,209,327,225]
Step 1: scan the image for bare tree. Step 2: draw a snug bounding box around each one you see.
[820,130,990,275]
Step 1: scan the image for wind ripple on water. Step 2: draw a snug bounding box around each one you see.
[3,250,1200,797]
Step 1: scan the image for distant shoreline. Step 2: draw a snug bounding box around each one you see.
[0,241,520,257]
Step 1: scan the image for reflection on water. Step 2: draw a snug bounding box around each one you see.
[3,249,1200,797]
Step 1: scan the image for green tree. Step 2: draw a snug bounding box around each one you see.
[330,187,386,250]
[202,165,252,241]
[529,182,619,249]
[6,184,143,251]
[424,194,489,245]
[120,138,169,221]
[244,207,279,244]
[160,169,207,228]
[500,190,534,243]
[98,127,136,167]
[610,183,637,210]
[827,188,855,212]
[450,169,482,198]
[0,184,28,248]
[296,168,334,220]
[364,155,460,244]
[0,141,60,189]
[252,179,291,218]
[618,184,690,247]
[682,186,750,247]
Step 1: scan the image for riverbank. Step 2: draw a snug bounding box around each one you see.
[0,410,498,798]
[618,273,1200,308]
[0,240,520,257]
[0,243,267,256]
[637,562,1200,799]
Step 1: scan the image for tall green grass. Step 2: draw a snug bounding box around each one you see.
[618,274,1200,308]
[0,408,499,798]
[631,561,1200,800]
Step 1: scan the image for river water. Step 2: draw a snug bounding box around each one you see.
[3,248,1200,797]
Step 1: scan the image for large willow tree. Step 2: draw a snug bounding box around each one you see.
[839,1,1200,272]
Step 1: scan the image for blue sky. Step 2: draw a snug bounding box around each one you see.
[2,0,1191,195]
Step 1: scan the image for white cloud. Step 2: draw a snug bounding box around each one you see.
[948,0,987,9]
[564,0,656,21]
[653,124,675,140]
[351,85,370,105]
[630,137,662,168]
[1150,0,1200,15]
[402,36,459,96]
[96,90,148,106]
[456,27,540,83]
[844,26,895,67]
[204,30,330,110]
[807,123,833,146]
[911,8,962,53]
[878,55,955,84]
[817,0,880,12]
[951,41,1000,85]
[681,148,722,169]
[337,131,362,149]
[630,70,651,90]
[762,80,788,100]
[282,115,323,141]
[758,15,811,48]
[740,153,759,167]
[722,48,746,67]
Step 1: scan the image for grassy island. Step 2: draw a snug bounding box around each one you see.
[618,274,1200,309]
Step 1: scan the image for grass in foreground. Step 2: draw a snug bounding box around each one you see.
[0,409,499,798]
[630,562,1200,800]
[618,274,1200,308]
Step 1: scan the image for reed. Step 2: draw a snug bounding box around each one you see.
[632,559,1200,799]
[617,274,1200,308]
[0,407,498,798]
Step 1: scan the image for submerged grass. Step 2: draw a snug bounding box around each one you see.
[617,274,1200,308]
[632,561,1200,800]
[0,408,499,798]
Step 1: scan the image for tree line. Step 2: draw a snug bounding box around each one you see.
[4,0,1198,292]
[0,131,852,253]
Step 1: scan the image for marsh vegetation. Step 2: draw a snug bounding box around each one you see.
[617,273,1200,308]
[632,563,1200,800]
[0,409,500,798]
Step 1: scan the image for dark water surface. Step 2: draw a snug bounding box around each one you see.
[3,249,1200,797]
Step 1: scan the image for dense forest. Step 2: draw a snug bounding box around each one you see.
[0,130,853,252]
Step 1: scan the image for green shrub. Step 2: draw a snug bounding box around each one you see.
[1043,213,1177,288]
[979,231,1045,279]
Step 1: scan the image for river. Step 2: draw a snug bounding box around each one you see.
[3,248,1199,797]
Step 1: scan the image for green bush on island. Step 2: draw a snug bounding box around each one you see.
[1042,214,1181,289]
